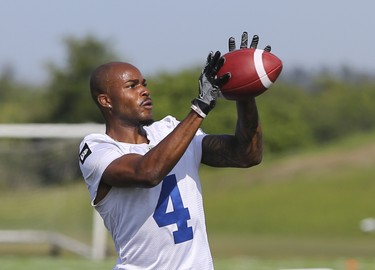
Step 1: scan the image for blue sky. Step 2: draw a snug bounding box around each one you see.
[1,0,375,83]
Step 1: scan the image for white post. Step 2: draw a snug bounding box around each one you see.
[91,210,107,260]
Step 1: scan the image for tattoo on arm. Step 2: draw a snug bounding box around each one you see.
[201,99,263,168]
[201,122,262,168]
[201,135,234,167]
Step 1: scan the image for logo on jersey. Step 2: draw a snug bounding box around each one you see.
[79,143,92,164]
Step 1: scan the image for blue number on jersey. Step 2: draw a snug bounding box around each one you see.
[153,174,193,244]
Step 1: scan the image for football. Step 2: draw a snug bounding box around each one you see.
[217,48,283,100]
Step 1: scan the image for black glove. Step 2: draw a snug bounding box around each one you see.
[228,32,271,52]
[191,51,230,118]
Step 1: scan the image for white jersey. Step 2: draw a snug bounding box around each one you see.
[79,116,213,270]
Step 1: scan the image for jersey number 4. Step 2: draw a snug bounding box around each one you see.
[153,174,193,244]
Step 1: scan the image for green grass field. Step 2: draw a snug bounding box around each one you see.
[1,256,374,270]
[1,131,375,269]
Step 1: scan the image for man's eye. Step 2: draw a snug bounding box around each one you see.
[143,82,148,87]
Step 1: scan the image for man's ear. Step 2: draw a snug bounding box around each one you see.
[98,94,112,109]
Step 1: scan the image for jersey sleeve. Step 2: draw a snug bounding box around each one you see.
[79,136,123,205]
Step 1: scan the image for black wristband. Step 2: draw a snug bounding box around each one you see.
[191,99,214,116]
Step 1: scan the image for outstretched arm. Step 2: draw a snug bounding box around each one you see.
[201,97,262,168]
[201,32,269,168]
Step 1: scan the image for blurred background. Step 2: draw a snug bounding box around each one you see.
[1,0,375,269]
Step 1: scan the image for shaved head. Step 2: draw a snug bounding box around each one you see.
[90,62,139,107]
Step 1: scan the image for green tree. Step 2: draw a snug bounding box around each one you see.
[258,82,315,154]
[43,35,119,123]
[306,76,375,142]
[0,66,46,123]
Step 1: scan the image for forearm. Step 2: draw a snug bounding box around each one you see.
[141,110,204,183]
[201,98,262,168]
[235,98,263,164]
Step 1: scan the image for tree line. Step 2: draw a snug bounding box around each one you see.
[1,35,375,156]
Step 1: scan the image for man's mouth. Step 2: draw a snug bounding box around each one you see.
[141,98,153,109]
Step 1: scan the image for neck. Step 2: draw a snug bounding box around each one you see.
[106,122,149,144]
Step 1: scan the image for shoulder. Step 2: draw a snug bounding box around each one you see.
[79,133,113,154]
[81,133,113,145]
[144,116,180,138]
[152,115,179,129]
[79,133,124,165]
[147,115,206,136]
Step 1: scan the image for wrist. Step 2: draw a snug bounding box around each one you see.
[191,98,214,116]
[191,103,207,118]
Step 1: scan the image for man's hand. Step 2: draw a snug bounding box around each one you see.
[229,32,271,52]
[191,51,230,118]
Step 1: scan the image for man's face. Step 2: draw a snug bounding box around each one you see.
[108,64,154,126]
